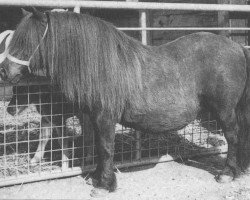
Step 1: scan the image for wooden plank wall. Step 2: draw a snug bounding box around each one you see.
[149,0,218,45]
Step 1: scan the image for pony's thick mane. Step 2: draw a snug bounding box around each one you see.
[13,12,151,118]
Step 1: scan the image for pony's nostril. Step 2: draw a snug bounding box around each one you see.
[7,106,17,116]
[0,67,7,80]
[21,66,30,77]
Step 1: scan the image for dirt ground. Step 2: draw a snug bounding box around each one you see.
[1,154,250,200]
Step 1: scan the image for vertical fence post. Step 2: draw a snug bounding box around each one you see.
[218,0,230,37]
[135,130,141,160]
[74,6,81,13]
[134,10,148,161]
[140,10,147,45]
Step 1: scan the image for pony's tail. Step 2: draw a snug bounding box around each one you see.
[236,46,250,171]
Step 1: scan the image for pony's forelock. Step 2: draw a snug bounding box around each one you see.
[9,13,47,74]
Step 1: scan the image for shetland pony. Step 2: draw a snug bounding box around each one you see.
[1,8,250,197]
[7,84,94,168]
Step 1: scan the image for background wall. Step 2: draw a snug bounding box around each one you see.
[0,0,249,46]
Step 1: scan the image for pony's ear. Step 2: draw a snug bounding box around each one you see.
[31,7,47,23]
[21,8,31,17]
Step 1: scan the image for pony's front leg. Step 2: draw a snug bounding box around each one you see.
[90,114,117,197]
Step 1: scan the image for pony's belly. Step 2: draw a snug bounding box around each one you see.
[121,109,197,133]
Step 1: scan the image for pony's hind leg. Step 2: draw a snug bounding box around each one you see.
[236,97,250,173]
[216,109,241,183]
[217,95,250,182]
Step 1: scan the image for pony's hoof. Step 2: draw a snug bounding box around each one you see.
[215,173,234,183]
[90,188,109,198]
[86,178,98,186]
[216,166,235,183]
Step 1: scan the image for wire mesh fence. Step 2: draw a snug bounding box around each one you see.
[0,82,227,187]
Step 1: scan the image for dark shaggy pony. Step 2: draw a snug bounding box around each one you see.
[1,8,250,197]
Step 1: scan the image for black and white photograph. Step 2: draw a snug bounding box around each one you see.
[0,0,250,199]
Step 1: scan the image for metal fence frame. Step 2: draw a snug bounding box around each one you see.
[0,0,249,187]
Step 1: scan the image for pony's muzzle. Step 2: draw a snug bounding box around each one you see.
[0,64,30,84]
